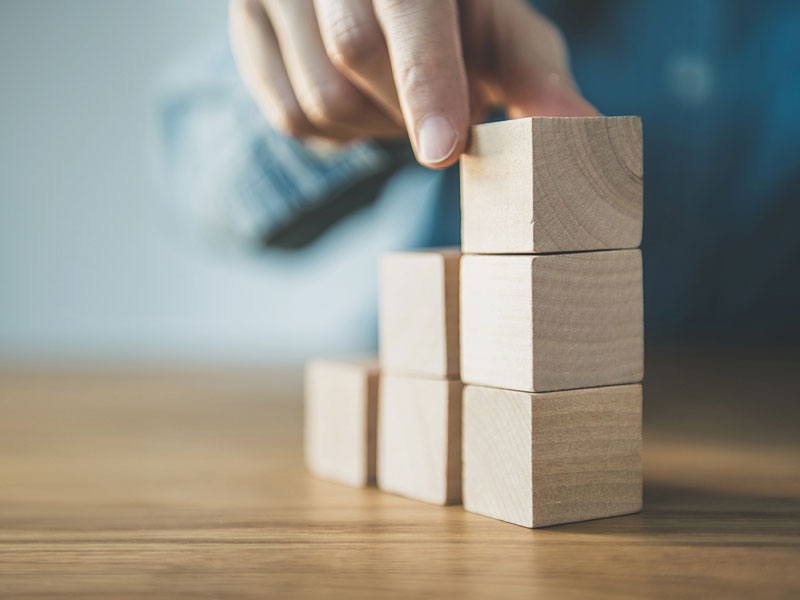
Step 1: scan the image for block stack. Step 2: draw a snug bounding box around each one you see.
[459,116,645,527]
[304,115,645,529]
[376,249,462,505]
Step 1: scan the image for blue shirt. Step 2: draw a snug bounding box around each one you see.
[540,0,800,343]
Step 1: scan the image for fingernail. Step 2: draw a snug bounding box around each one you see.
[417,114,459,164]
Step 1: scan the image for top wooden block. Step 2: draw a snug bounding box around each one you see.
[461,116,643,254]
[379,249,460,378]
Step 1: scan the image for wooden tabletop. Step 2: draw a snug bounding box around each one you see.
[1,347,798,599]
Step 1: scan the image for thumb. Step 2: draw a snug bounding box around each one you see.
[374,0,469,168]
[508,73,598,119]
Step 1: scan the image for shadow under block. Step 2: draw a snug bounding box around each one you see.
[377,375,462,505]
[460,250,643,393]
[379,249,460,378]
[304,359,379,487]
[463,383,643,528]
[461,116,643,254]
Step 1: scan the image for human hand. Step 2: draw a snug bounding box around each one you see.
[230,0,597,168]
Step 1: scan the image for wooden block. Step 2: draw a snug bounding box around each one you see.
[379,249,460,378]
[463,383,642,528]
[460,250,643,392]
[461,116,643,254]
[304,359,379,487]
[377,374,461,505]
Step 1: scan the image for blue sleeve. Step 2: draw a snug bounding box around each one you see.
[152,38,413,249]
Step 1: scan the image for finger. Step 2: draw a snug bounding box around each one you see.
[313,0,404,124]
[229,0,318,137]
[374,0,469,168]
[502,11,598,118]
[464,0,597,118]
[468,77,493,124]
[262,0,401,139]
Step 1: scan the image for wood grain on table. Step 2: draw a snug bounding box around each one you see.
[1,348,798,599]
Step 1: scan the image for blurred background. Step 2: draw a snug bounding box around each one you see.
[0,0,369,364]
[1,0,798,368]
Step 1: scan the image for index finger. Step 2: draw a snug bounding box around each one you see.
[374,0,469,168]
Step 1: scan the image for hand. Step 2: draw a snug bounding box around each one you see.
[229,0,597,168]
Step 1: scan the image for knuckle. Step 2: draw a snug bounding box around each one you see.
[269,106,310,137]
[252,77,313,137]
[375,0,423,19]
[231,0,261,20]
[324,21,383,71]
[396,61,443,101]
[301,81,361,126]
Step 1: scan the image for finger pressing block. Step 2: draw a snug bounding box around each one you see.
[461,116,642,254]
[463,383,643,528]
[304,359,379,487]
[377,374,462,505]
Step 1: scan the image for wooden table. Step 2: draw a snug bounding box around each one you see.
[1,348,798,598]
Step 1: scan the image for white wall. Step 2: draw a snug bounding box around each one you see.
[0,0,427,364]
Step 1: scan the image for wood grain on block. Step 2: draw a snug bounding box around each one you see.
[379,249,460,378]
[461,116,643,254]
[377,374,462,505]
[460,250,643,392]
[463,383,642,528]
[304,359,379,487]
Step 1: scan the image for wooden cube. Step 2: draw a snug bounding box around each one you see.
[304,359,379,487]
[461,116,642,254]
[463,383,642,528]
[379,249,460,378]
[460,250,643,393]
[377,374,462,505]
